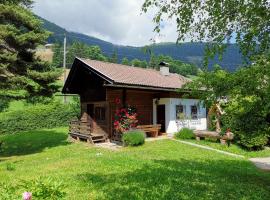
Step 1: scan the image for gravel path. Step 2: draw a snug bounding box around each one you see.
[249,157,270,171]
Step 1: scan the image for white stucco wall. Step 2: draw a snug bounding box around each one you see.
[153,98,207,135]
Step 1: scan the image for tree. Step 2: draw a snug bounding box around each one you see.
[140,60,148,68]
[109,50,118,63]
[131,59,142,67]
[148,54,159,69]
[142,0,270,149]
[121,57,130,65]
[0,1,61,103]
[62,42,107,68]
[142,0,270,60]
[223,56,270,149]
[51,43,63,68]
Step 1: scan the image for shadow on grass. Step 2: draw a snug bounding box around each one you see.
[0,129,69,157]
[77,159,270,200]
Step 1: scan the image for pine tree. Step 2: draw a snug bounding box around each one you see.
[109,50,118,63]
[0,1,61,102]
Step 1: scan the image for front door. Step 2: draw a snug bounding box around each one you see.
[157,105,166,132]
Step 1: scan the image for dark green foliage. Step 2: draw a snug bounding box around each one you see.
[0,2,61,101]
[121,57,130,65]
[0,97,10,112]
[51,43,63,68]
[208,114,217,131]
[151,54,198,76]
[52,42,107,68]
[187,56,270,149]
[108,50,118,63]
[0,102,78,134]
[122,130,145,146]
[131,58,144,67]
[237,131,269,150]
[174,128,195,139]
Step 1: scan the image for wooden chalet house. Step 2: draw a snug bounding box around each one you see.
[62,58,207,142]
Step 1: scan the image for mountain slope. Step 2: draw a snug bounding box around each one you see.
[40,16,244,71]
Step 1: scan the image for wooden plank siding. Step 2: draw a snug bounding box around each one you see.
[80,87,188,138]
[106,88,158,137]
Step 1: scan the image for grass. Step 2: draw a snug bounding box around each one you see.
[0,127,270,199]
[180,138,270,158]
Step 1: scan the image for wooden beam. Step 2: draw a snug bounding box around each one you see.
[122,88,126,107]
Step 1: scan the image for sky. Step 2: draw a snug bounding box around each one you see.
[32,0,179,47]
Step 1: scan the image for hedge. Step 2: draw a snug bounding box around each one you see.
[0,102,79,134]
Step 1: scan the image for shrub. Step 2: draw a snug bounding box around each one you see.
[122,130,145,146]
[222,104,270,149]
[22,177,66,199]
[236,131,269,150]
[0,177,66,200]
[174,128,194,139]
[0,101,79,135]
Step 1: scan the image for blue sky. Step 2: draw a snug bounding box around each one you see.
[32,0,179,46]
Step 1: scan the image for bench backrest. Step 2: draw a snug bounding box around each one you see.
[137,124,161,129]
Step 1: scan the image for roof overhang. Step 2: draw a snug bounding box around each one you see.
[62,57,114,94]
[104,83,178,92]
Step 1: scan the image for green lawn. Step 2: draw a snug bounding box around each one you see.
[1,127,270,199]
[181,138,270,158]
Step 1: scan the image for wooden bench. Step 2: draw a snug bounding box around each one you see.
[194,130,234,145]
[137,124,162,137]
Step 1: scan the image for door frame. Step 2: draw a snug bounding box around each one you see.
[85,101,109,135]
[156,104,166,133]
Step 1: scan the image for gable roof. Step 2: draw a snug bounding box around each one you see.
[76,58,190,90]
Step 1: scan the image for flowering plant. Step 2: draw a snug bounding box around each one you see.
[22,192,32,200]
[113,104,138,133]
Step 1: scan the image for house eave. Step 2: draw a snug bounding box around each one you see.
[104,83,191,92]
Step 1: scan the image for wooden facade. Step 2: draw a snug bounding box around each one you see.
[80,87,171,139]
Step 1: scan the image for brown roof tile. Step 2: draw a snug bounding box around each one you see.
[78,58,190,90]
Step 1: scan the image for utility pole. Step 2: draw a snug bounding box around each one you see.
[63,34,67,104]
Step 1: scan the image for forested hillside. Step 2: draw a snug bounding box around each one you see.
[40,16,244,71]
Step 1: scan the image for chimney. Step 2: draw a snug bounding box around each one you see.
[159,62,170,76]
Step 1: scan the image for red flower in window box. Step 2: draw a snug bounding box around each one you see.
[115,98,121,105]
[113,104,138,134]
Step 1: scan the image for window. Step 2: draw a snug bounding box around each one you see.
[191,105,198,119]
[95,107,106,121]
[176,105,186,119]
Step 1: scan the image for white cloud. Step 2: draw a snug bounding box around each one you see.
[32,0,179,46]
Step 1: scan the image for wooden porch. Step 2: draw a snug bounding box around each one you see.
[69,119,163,144]
[69,120,108,144]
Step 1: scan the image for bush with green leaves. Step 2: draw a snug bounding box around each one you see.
[22,177,66,199]
[0,177,66,200]
[0,101,79,135]
[222,93,270,150]
[122,130,145,146]
[174,128,194,139]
